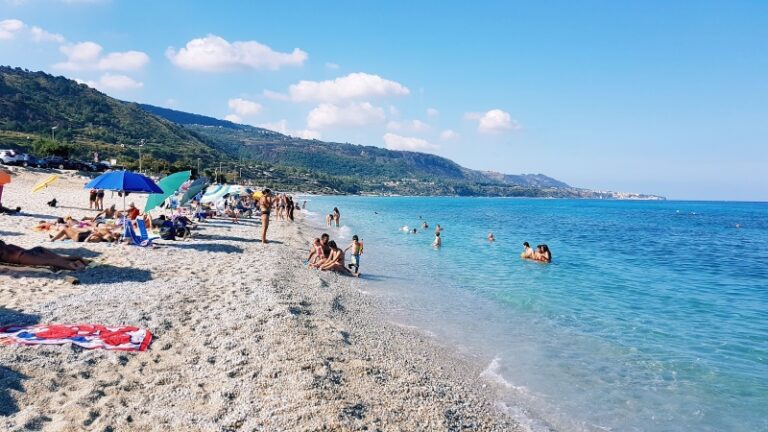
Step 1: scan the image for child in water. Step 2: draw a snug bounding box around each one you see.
[344,235,363,273]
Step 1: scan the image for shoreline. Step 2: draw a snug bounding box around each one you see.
[0,169,521,431]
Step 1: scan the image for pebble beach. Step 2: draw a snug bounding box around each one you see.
[0,168,520,431]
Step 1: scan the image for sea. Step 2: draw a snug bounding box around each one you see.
[299,197,767,432]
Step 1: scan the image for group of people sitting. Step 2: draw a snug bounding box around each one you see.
[306,232,362,277]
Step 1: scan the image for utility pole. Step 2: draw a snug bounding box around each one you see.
[219,161,223,183]
[138,139,145,173]
[197,158,201,176]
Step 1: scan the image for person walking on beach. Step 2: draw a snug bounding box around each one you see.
[344,235,363,273]
[258,189,274,244]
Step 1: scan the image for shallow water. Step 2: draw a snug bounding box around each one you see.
[301,197,768,432]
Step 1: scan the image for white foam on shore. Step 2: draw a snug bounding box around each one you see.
[480,356,515,389]
[480,357,558,432]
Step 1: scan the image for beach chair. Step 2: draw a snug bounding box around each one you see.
[122,218,153,247]
[136,219,158,242]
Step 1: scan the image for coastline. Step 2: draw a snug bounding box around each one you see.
[0,169,520,431]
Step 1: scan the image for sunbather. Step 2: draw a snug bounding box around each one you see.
[0,240,89,270]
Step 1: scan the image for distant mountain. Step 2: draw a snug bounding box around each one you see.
[0,66,664,199]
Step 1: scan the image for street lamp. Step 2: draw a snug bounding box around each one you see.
[138,139,145,173]
[51,126,57,141]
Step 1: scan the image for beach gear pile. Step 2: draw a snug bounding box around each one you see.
[0,324,152,352]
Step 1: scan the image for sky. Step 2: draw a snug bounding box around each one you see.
[1,0,766,200]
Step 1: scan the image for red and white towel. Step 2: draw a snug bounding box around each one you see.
[0,324,152,352]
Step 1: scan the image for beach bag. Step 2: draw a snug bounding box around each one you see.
[159,222,176,240]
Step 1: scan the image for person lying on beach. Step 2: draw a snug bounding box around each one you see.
[433,232,441,248]
[520,242,535,259]
[94,204,118,220]
[344,235,363,272]
[0,240,89,270]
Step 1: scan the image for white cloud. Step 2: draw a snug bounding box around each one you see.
[388,105,400,117]
[263,89,290,101]
[325,62,339,69]
[55,41,149,71]
[427,108,440,118]
[0,19,24,40]
[78,73,143,91]
[465,109,520,134]
[228,98,263,116]
[224,114,243,123]
[166,34,307,72]
[440,129,459,141]
[307,102,386,129]
[258,119,321,140]
[97,51,150,71]
[284,72,410,103]
[383,133,438,152]
[386,119,430,133]
[30,26,64,43]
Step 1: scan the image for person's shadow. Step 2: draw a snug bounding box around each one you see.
[0,307,38,416]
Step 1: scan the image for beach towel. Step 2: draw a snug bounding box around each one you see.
[0,324,152,351]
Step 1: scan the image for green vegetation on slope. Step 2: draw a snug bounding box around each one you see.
[1,66,633,197]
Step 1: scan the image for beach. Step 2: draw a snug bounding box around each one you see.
[0,168,519,431]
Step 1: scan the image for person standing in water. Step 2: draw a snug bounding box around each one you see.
[258,189,274,244]
[333,207,340,227]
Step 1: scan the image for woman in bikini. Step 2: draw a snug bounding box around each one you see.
[258,189,273,244]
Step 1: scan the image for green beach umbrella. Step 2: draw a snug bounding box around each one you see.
[179,177,209,205]
[143,170,191,212]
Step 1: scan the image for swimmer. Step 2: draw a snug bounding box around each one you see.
[520,242,535,259]
[433,231,441,247]
[411,228,417,234]
[488,232,495,242]
[533,244,552,263]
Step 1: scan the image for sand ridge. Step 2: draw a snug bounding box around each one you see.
[0,168,520,431]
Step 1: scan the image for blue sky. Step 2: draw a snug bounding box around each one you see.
[1,0,766,200]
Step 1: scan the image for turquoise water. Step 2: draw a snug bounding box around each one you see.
[302,197,768,432]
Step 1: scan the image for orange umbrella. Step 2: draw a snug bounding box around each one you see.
[0,170,10,186]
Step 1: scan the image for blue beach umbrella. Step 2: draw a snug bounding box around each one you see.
[85,170,163,210]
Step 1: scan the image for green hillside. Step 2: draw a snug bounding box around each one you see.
[0,66,659,198]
